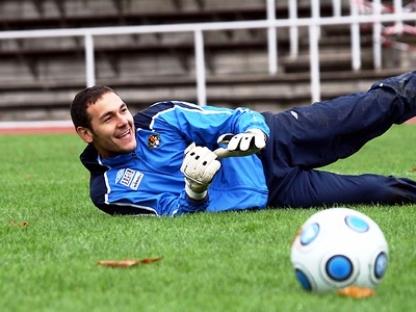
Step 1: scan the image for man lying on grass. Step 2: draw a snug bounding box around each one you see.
[70,71,416,216]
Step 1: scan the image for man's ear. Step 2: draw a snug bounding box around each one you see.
[76,126,94,144]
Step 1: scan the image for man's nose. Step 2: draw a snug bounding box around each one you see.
[116,114,129,126]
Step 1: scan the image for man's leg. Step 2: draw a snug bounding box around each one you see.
[261,71,416,169]
[260,71,416,208]
[267,168,416,208]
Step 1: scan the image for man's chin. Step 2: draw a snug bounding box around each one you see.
[121,141,137,154]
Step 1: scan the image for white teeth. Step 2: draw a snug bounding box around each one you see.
[117,129,130,138]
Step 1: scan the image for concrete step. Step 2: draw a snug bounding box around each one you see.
[0,68,408,121]
[280,49,377,73]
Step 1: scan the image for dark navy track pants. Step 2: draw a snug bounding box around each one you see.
[260,71,416,208]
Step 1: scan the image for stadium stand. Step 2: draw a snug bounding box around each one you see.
[0,0,414,121]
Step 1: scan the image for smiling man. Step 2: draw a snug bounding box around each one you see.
[71,71,416,217]
[71,85,268,216]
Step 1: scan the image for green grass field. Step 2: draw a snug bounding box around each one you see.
[1,124,415,312]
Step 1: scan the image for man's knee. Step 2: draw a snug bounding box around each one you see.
[370,71,416,102]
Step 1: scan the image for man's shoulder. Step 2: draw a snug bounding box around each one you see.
[133,101,203,128]
[79,144,107,174]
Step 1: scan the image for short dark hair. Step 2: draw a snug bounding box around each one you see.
[70,85,115,129]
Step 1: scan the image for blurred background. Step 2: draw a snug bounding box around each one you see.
[0,0,415,123]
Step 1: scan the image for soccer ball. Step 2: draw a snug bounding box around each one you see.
[291,207,388,292]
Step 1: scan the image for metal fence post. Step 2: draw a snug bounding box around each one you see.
[194,29,207,106]
[267,0,278,74]
[84,33,95,87]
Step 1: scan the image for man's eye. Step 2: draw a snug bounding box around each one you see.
[104,116,112,123]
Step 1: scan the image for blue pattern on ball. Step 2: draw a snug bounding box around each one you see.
[345,215,369,233]
[295,269,312,291]
[300,223,319,246]
[374,252,388,279]
[326,255,353,281]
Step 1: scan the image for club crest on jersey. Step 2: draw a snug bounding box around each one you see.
[116,168,143,190]
[147,133,161,150]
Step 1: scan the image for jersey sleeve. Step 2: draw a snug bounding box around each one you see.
[136,101,270,149]
[164,102,270,146]
[89,171,210,217]
[92,191,209,217]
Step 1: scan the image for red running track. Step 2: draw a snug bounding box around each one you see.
[0,117,416,135]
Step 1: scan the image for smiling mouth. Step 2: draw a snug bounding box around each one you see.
[116,129,132,139]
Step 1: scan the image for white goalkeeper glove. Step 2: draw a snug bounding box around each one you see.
[214,128,267,158]
[180,143,221,200]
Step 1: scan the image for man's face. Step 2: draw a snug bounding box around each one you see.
[77,92,137,158]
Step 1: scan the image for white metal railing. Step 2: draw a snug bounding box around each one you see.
[0,0,415,105]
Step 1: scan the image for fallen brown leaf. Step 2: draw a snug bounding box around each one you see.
[338,286,376,298]
[97,257,163,268]
[138,257,164,264]
[9,221,29,227]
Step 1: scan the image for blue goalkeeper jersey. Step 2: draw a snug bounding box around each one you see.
[80,101,270,216]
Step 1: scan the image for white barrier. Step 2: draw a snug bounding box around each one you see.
[0,0,415,105]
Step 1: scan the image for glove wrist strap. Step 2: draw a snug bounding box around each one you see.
[185,183,207,200]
